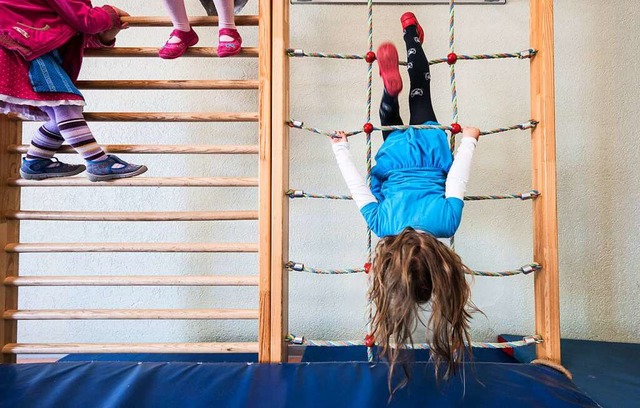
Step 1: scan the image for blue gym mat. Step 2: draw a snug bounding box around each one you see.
[0,361,597,407]
[302,344,518,363]
[500,334,640,408]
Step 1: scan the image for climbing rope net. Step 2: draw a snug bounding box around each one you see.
[285,0,543,358]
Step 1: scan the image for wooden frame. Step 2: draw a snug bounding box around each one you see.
[258,0,274,363]
[268,1,561,364]
[270,0,290,362]
[0,117,21,363]
[530,0,560,363]
[1,8,273,361]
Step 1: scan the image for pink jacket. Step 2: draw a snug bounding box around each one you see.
[0,0,120,80]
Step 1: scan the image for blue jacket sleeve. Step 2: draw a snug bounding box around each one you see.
[442,197,464,237]
[360,202,380,237]
[370,172,384,203]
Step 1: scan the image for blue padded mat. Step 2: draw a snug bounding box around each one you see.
[301,345,519,363]
[0,361,597,408]
[59,353,257,363]
[500,335,640,408]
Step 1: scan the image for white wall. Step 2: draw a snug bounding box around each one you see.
[18,0,640,347]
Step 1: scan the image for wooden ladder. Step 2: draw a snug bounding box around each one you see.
[0,3,274,363]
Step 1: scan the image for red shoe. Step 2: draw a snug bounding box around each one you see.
[376,43,403,97]
[401,12,424,44]
[159,28,199,60]
[217,28,242,58]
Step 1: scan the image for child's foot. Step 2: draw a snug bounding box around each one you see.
[376,43,403,97]
[20,158,86,180]
[401,12,424,44]
[217,28,242,57]
[86,155,147,182]
[159,28,199,60]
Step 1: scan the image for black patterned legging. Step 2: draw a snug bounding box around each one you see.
[379,25,438,140]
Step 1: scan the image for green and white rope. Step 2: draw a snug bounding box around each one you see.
[287,120,537,137]
[287,261,541,278]
[286,189,540,202]
[287,49,536,64]
[286,333,543,349]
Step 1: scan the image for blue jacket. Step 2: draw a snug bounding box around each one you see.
[360,122,464,238]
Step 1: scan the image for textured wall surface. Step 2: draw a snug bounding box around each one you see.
[18,0,639,347]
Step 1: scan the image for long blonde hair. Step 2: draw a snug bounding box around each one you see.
[368,227,475,393]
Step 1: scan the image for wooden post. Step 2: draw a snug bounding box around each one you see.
[0,116,21,363]
[530,0,561,363]
[258,0,273,363]
[270,0,290,362]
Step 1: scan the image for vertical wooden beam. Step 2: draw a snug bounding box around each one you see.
[270,0,290,362]
[258,0,273,363]
[530,0,561,363]
[0,116,21,363]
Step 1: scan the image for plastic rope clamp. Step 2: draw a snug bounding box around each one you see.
[521,265,536,275]
[291,190,305,198]
[519,49,535,59]
[292,49,305,57]
[523,335,543,345]
[291,263,305,272]
[291,120,304,129]
[292,336,305,345]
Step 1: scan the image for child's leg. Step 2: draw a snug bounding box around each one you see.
[25,115,64,161]
[20,107,86,180]
[403,25,438,125]
[380,91,403,141]
[214,0,242,57]
[163,0,191,34]
[213,0,236,31]
[52,105,147,181]
[53,105,107,162]
[376,43,404,141]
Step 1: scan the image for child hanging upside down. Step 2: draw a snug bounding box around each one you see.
[331,12,481,390]
[0,0,147,181]
[160,0,242,59]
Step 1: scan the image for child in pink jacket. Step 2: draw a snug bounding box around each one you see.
[0,0,147,181]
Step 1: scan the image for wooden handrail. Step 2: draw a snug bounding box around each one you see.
[76,80,259,90]
[5,211,259,221]
[9,177,259,187]
[85,47,259,58]
[5,242,259,253]
[8,144,260,155]
[4,275,259,287]
[3,342,260,354]
[3,309,259,320]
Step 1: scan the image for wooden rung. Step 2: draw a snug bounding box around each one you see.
[75,112,258,122]
[3,342,259,354]
[8,177,259,187]
[75,80,259,90]
[5,210,259,221]
[4,275,259,287]
[85,47,259,58]
[8,144,260,155]
[3,309,259,320]
[122,15,259,27]
[4,243,259,253]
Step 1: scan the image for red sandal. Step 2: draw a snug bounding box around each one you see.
[217,28,242,57]
[159,28,199,60]
[376,43,403,97]
[401,12,424,44]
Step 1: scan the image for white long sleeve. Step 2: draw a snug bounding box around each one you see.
[331,142,378,209]
[445,137,477,200]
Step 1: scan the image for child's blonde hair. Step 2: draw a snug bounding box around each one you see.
[369,227,476,393]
